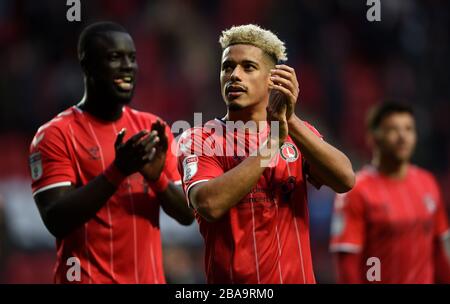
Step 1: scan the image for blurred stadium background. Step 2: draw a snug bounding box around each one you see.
[0,0,449,283]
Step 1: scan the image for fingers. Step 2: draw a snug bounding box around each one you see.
[151,120,165,132]
[270,68,296,84]
[139,130,158,147]
[271,65,298,82]
[280,102,287,116]
[270,75,297,94]
[142,147,157,162]
[269,102,287,118]
[151,120,167,139]
[127,130,149,147]
[267,98,287,121]
[152,120,169,151]
[273,64,297,78]
[270,65,299,92]
[142,132,161,153]
[269,83,296,102]
[115,128,126,149]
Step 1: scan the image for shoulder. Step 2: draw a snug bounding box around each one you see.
[409,165,439,188]
[347,166,372,186]
[180,119,220,139]
[344,166,378,197]
[302,120,322,138]
[37,107,77,133]
[177,120,220,157]
[31,107,78,148]
[124,106,166,124]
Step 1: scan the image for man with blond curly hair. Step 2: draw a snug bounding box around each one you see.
[177,24,355,283]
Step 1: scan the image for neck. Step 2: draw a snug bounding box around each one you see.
[223,109,267,132]
[224,100,267,125]
[372,154,409,179]
[78,86,124,122]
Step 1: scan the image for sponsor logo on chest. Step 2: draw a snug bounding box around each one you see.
[87,146,101,160]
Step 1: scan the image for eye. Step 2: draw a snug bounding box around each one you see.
[109,52,120,61]
[222,63,233,73]
[129,53,136,62]
[244,64,256,71]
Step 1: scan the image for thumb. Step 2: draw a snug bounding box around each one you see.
[115,128,126,148]
[280,102,287,117]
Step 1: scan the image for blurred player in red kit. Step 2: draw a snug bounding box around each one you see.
[28,22,193,283]
[177,24,355,283]
[330,102,450,283]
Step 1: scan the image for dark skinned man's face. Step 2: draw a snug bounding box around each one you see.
[84,31,138,104]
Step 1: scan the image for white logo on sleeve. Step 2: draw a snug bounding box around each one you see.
[183,155,198,182]
[29,152,43,181]
[331,211,345,236]
[423,194,437,214]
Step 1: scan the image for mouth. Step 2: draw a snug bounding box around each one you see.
[113,76,134,92]
[225,84,247,99]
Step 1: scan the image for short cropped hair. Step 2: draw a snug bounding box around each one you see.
[219,24,287,63]
[77,21,128,62]
[366,101,414,132]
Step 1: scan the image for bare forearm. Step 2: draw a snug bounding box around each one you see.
[191,145,276,222]
[156,183,194,225]
[36,175,117,238]
[288,116,355,192]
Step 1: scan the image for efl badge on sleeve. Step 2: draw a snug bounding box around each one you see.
[331,211,345,236]
[280,142,299,163]
[29,152,43,181]
[183,155,198,182]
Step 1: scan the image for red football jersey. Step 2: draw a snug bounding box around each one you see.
[29,105,181,284]
[330,165,450,283]
[177,118,322,284]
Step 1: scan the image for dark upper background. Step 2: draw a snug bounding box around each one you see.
[0,0,448,283]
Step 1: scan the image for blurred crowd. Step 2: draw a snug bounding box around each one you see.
[0,0,449,283]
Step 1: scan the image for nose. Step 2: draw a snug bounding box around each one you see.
[230,66,242,82]
[121,55,134,70]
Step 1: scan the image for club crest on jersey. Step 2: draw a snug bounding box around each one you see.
[183,155,198,182]
[423,194,436,214]
[29,152,43,181]
[280,142,298,162]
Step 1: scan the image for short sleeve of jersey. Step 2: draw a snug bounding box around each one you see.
[329,188,366,253]
[29,124,76,196]
[163,123,181,184]
[177,128,224,207]
[303,121,323,139]
[430,176,450,239]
